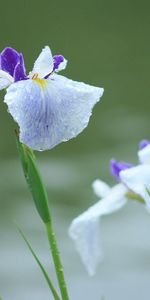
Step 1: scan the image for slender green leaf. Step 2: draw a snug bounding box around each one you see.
[26,153,50,223]
[16,136,50,223]
[16,224,61,300]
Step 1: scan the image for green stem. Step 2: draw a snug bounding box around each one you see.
[45,221,70,300]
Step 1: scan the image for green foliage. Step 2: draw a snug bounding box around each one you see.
[16,135,70,300]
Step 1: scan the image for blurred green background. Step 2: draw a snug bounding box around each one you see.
[0,0,150,299]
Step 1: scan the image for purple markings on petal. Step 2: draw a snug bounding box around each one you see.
[53,55,65,71]
[139,140,150,150]
[0,47,20,77]
[14,54,27,82]
[44,55,65,78]
[0,47,27,82]
[110,159,133,181]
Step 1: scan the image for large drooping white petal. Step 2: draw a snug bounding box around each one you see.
[92,179,110,198]
[138,144,150,164]
[70,216,103,276]
[30,46,54,79]
[0,70,14,90]
[4,74,103,151]
[120,165,150,208]
[69,184,127,275]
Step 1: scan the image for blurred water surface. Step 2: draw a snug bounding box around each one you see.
[0,0,150,299]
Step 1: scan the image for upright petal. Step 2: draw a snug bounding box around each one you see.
[4,74,104,151]
[120,165,150,208]
[30,46,54,79]
[69,184,127,275]
[138,144,150,164]
[0,70,14,90]
[139,139,150,150]
[0,47,20,77]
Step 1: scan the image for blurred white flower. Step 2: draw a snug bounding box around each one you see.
[69,140,150,275]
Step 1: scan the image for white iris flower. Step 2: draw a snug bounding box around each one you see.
[0,46,104,150]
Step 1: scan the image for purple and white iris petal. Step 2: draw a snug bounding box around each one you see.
[69,183,127,275]
[53,55,67,72]
[0,47,20,77]
[110,159,133,181]
[120,165,150,208]
[30,46,54,79]
[14,54,27,82]
[4,74,103,151]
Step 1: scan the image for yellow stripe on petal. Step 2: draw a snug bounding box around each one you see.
[32,76,48,89]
